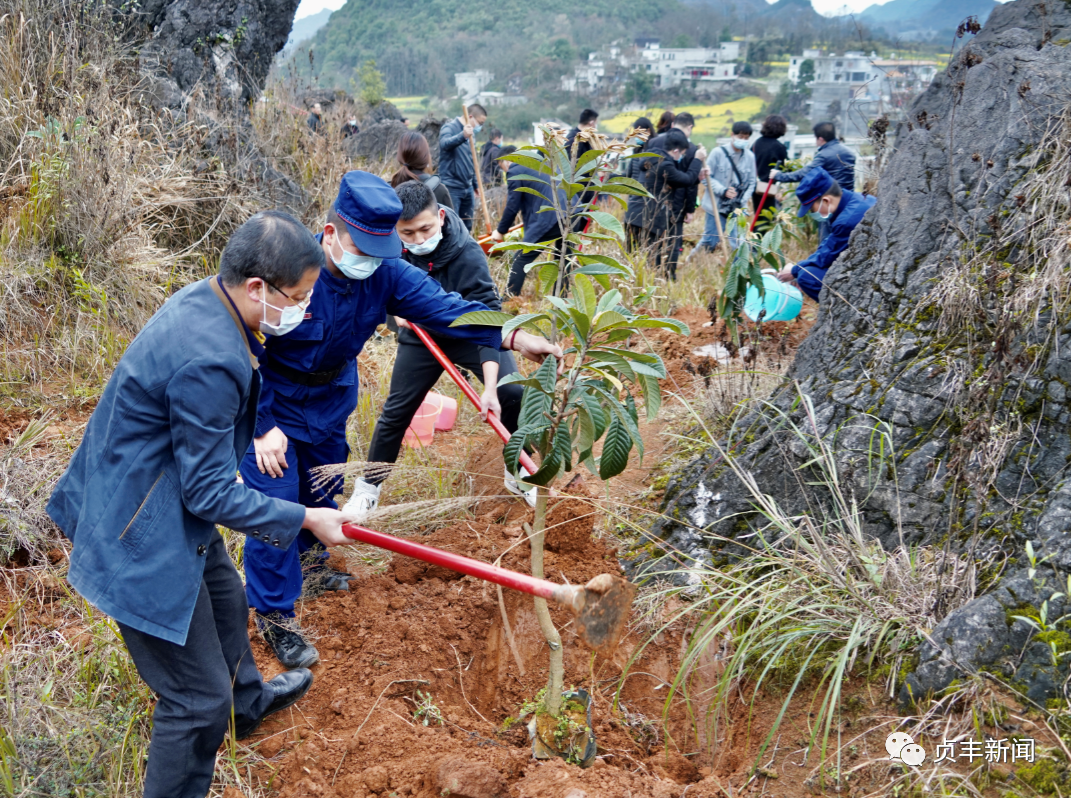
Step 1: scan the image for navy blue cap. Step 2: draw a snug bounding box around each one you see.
[334,171,403,258]
[795,167,836,217]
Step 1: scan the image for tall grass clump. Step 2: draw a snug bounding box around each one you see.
[0,0,275,392]
[623,390,978,781]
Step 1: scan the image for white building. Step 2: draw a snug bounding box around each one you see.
[473,91,528,107]
[455,70,493,103]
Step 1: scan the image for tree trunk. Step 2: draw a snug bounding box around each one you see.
[531,485,563,716]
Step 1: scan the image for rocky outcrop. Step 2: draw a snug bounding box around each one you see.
[127,0,299,110]
[654,0,1071,702]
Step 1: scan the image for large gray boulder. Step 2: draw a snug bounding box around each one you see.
[653,0,1071,703]
[127,0,299,110]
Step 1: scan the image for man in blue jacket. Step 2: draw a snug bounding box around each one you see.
[777,167,875,302]
[771,121,856,191]
[244,171,560,669]
[439,103,488,231]
[46,211,356,798]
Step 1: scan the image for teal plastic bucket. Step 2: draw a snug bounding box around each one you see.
[743,271,803,322]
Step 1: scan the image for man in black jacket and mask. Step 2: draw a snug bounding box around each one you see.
[623,128,705,279]
[638,112,704,279]
[354,180,535,506]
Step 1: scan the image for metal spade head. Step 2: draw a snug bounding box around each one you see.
[571,574,636,654]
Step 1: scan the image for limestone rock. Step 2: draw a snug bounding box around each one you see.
[653,0,1071,702]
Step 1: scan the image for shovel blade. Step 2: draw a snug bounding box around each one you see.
[574,575,636,654]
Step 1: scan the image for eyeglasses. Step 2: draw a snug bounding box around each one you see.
[264,280,314,310]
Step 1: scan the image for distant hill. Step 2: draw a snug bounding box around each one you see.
[860,0,996,34]
[293,0,670,95]
[284,9,332,53]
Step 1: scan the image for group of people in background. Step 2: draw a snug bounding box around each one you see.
[314,98,875,306]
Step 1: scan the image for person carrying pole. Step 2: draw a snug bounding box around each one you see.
[241,171,560,669]
[699,121,757,255]
[439,103,488,233]
[349,180,536,514]
[46,211,358,798]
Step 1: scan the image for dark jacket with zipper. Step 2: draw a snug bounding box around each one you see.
[480,141,504,185]
[497,163,569,244]
[644,132,701,219]
[438,117,478,191]
[622,145,702,233]
[399,207,503,364]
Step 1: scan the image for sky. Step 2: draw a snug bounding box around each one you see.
[294,0,345,21]
[294,0,1010,22]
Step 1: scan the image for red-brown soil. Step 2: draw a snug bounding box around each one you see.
[245,484,755,798]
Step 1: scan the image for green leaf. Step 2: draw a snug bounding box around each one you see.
[585,211,626,241]
[490,241,553,253]
[598,415,632,479]
[512,186,550,201]
[604,328,633,343]
[503,153,548,172]
[502,313,551,340]
[574,263,631,278]
[630,318,690,335]
[583,391,608,440]
[573,274,597,317]
[533,354,558,393]
[498,373,552,392]
[625,391,639,424]
[450,310,512,328]
[519,381,553,429]
[596,290,623,313]
[575,403,596,452]
[592,310,629,332]
[567,307,591,340]
[604,175,649,193]
[639,374,661,421]
[503,424,541,475]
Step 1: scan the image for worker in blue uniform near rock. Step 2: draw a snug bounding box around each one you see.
[776,167,876,302]
[46,210,357,798]
[241,171,561,670]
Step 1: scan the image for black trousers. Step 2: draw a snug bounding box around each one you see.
[507,228,569,297]
[655,218,684,280]
[366,341,524,484]
[118,532,273,798]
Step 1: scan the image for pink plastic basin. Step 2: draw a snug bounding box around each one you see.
[403,398,439,448]
[431,391,458,431]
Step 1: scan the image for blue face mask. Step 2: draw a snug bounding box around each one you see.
[331,237,383,280]
[808,199,832,222]
[473,123,483,134]
[732,137,750,151]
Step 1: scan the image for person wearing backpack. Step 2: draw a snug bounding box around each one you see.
[699,121,757,253]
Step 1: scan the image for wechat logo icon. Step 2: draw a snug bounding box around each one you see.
[887,732,926,766]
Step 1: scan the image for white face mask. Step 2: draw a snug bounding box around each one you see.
[404,209,446,256]
[330,236,383,280]
[258,289,308,337]
[732,137,750,150]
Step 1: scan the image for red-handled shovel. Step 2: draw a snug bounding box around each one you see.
[342,522,634,653]
[408,322,539,476]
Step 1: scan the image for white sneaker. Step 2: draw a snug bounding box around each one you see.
[342,478,381,522]
[504,466,537,508]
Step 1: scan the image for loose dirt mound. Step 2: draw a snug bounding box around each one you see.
[248,497,738,797]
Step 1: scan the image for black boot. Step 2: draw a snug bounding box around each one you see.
[235,668,314,739]
[257,612,319,669]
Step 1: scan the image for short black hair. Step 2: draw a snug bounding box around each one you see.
[814,121,836,141]
[632,116,653,132]
[468,103,488,117]
[395,180,438,222]
[761,114,787,138]
[673,112,695,128]
[731,121,752,136]
[664,129,689,152]
[220,210,323,289]
[579,108,599,125]
[824,181,843,198]
[498,144,517,157]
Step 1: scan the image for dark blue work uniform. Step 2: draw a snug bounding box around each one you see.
[792,189,876,301]
[240,249,502,617]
